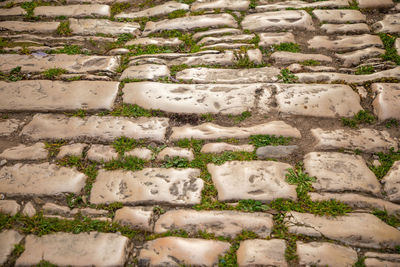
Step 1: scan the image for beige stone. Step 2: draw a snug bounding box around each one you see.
[129,50,219,61]
[87,144,118,162]
[168,51,236,66]
[193,28,241,41]
[372,83,400,121]
[76,207,108,217]
[374,14,400,34]
[247,48,262,64]
[22,202,36,217]
[120,64,169,80]
[143,14,237,36]
[321,23,370,34]
[16,232,129,266]
[311,128,398,152]
[271,52,332,65]
[0,230,23,265]
[90,168,203,205]
[0,142,47,160]
[21,114,169,142]
[382,161,400,203]
[209,161,297,202]
[56,143,87,159]
[285,211,400,248]
[0,119,20,137]
[129,58,167,66]
[192,0,249,11]
[200,43,254,50]
[34,4,110,17]
[357,0,394,8]
[0,163,86,196]
[43,203,72,216]
[170,121,301,141]
[336,47,384,67]
[256,145,298,159]
[0,6,26,16]
[126,37,182,47]
[115,1,189,19]
[242,10,314,32]
[198,34,254,46]
[365,258,399,267]
[155,209,273,238]
[124,148,153,160]
[288,64,336,73]
[114,207,153,231]
[157,147,194,161]
[308,34,383,52]
[237,239,287,267]
[0,21,59,33]
[256,0,349,11]
[69,18,140,36]
[138,237,230,266]
[297,242,358,267]
[0,80,118,111]
[365,252,400,266]
[0,200,20,216]
[201,143,254,153]
[258,32,295,47]
[312,9,365,23]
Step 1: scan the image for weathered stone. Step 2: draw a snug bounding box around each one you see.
[365,258,399,267]
[125,148,153,160]
[297,242,358,267]
[258,32,295,47]
[336,47,385,67]
[87,144,118,162]
[308,34,383,52]
[138,237,230,266]
[191,0,249,11]
[129,50,220,61]
[16,232,129,266]
[0,80,119,111]
[237,239,287,267]
[357,0,394,8]
[0,230,23,265]
[176,66,280,83]
[0,119,20,137]
[247,48,262,64]
[365,252,400,267]
[120,64,169,80]
[0,142,47,160]
[256,0,349,11]
[22,202,36,217]
[321,23,370,34]
[0,163,86,196]
[198,34,254,46]
[288,64,336,73]
[312,10,365,23]
[90,168,203,205]
[193,28,241,41]
[143,14,237,36]
[34,4,110,17]
[115,1,189,19]
[373,14,400,34]
[126,37,182,47]
[0,200,20,216]
[242,10,314,32]
[69,18,140,36]
[168,51,236,66]
[157,147,194,161]
[311,128,398,152]
[170,121,301,141]
[382,161,400,203]
[43,203,72,216]
[397,38,400,56]
[0,21,59,33]
[0,6,26,16]
[57,143,87,159]
[114,207,153,231]
[122,82,261,115]
[271,52,332,65]
[202,42,253,50]
[21,114,169,142]
[0,54,120,74]
[209,161,297,202]
[256,145,298,159]
[77,207,108,217]
[129,57,167,66]
[372,83,400,121]
[201,143,254,153]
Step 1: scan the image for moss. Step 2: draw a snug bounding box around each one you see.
[110,2,130,18]
[42,68,67,79]
[379,33,400,65]
[373,209,400,227]
[228,111,252,123]
[102,104,164,118]
[51,45,88,55]
[168,9,188,19]
[355,65,374,75]
[273,42,301,53]
[300,60,320,66]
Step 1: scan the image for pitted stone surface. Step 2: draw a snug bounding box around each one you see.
[308,34,383,52]
[34,4,111,17]
[16,232,129,266]
[237,239,287,267]
[21,114,169,142]
[191,0,249,11]
[0,80,119,111]
[373,14,400,34]
[242,10,314,32]
[0,163,86,196]
[126,37,183,47]
[155,210,273,238]
[357,0,394,8]
[0,21,60,33]
[321,23,370,34]
[0,119,21,137]
[0,200,20,216]
[56,143,87,159]
[87,144,118,162]
[311,128,398,152]
[208,161,297,202]
[372,83,400,121]
[0,7,26,16]
[114,207,153,231]
[120,64,170,80]
[258,32,295,47]
[382,161,400,203]
[256,0,349,11]
[90,168,203,205]
[0,230,23,265]
[336,47,384,67]
[271,52,332,65]
[0,142,48,160]
[168,51,236,66]
[69,18,140,36]
[297,242,358,267]
[143,14,237,36]
[170,121,301,140]
[201,143,254,153]
[115,1,189,19]
[156,147,194,161]
[285,212,400,249]
[304,152,381,195]
[125,148,153,160]
[312,10,366,23]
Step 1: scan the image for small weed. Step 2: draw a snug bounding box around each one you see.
[66,193,84,209]
[369,148,400,179]
[176,139,204,153]
[373,209,400,227]
[66,109,86,118]
[229,111,252,123]
[355,65,374,75]
[107,33,134,49]
[162,156,190,168]
[56,21,72,36]
[52,45,86,55]
[286,167,316,198]
[42,68,67,79]
[5,66,24,82]
[12,243,25,256]
[379,33,400,65]
[300,60,320,66]
[177,0,196,4]
[249,0,257,9]
[106,104,160,118]
[354,257,366,267]
[219,231,258,266]
[237,199,269,212]
[104,156,146,171]
[170,64,189,76]
[21,1,39,20]
[347,0,360,10]
[273,42,301,53]
[168,9,187,19]
[341,110,376,128]
[126,45,173,56]
[112,137,144,155]
[249,135,292,148]
[278,68,298,83]
[67,75,82,81]
[386,119,399,128]
[36,260,58,267]
[110,2,130,17]
[201,113,215,122]
[45,141,66,157]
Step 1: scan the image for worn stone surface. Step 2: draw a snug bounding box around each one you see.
[321,23,370,34]
[382,161,400,203]
[237,239,287,267]
[285,212,400,248]
[242,10,314,32]
[170,121,301,141]
[201,143,254,153]
[373,14,400,34]
[69,18,140,36]
[312,10,366,23]
[21,114,169,142]
[138,237,230,266]
[297,242,358,267]
[258,32,295,47]
[0,21,59,33]
[202,42,253,50]
[193,28,242,41]
[56,143,87,159]
[357,0,394,8]
[0,119,21,137]
[198,34,254,46]
[208,161,297,202]
[34,4,111,17]
[364,252,400,267]
[168,51,236,66]
[126,37,182,47]
[271,52,332,65]
[256,145,298,159]
[0,230,23,265]
[87,144,118,162]
[372,83,400,121]
[0,200,20,216]
[114,207,153,231]
[311,128,398,152]
[157,147,194,161]
[22,202,36,217]
[0,7,26,16]
[115,1,189,19]
[0,142,47,160]
[192,0,249,11]
[155,209,273,238]
[256,0,349,11]
[336,47,384,67]
[247,48,262,64]
[308,34,383,52]
[16,232,129,266]
[365,258,399,267]
[90,168,203,205]
[125,148,153,160]
[0,80,118,111]
[120,64,169,81]
[397,38,400,56]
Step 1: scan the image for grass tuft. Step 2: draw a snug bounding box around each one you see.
[249,135,292,148]
[341,110,376,128]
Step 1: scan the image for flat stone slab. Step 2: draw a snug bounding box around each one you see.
[176,66,280,83]
[237,239,287,267]
[69,18,140,36]
[304,152,381,195]
[155,210,273,238]
[156,147,194,161]
[0,163,86,196]
[193,28,242,41]
[57,143,87,159]
[0,142,48,160]
[126,37,182,47]
[297,242,358,267]
[0,80,118,111]
[285,211,400,249]
[143,14,237,36]
[336,47,384,67]
[271,52,332,65]
[0,119,21,137]
[170,121,301,140]
[114,206,153,231]
[308,34,383,52]
[364,252,400,267]
[0,200,20,216]
[242,10,314,32]
[373,14,400,34]
[138,237,230,266]
[382,161,400,203]
[87,144,118,162]
[125,148,153,160]
[256,0,349,11]
[372,83,400,121]
[321,23,370,34]
[312,9,366,23]
[208,161,297,202]
[258,32,295,47]
[16,232,129,266]
[191,0,249,11]
[0,230,23,265]
[115,1,189,19]
[201,143,254,153]
[0,21,59,33]
[358,0,394,8]
[168,51,236,66]
[0,6,26,16]
[256,145,298,159]
[90,168,203,205]
[311,128,398,152]
[34,4,110,17]
[120,65,169,81]
[198,34,254,46]
[21,114,169,142]
[122,82,261,115]
[0,54,120,74]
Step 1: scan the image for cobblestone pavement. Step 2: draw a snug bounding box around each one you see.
[0,0,400,266]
